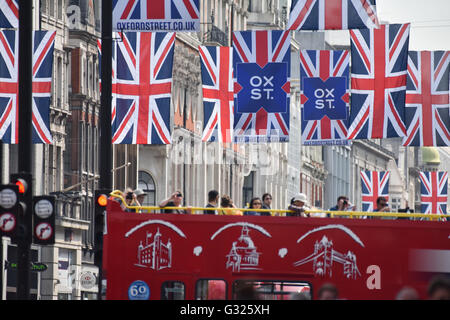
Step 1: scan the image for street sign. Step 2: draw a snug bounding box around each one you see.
[0,213,16,233]
[0,184,20,241]
[0,188,18,209]
[80,271,96,290]
[5,261,48,272]
[34,222,53,241]
[32,195,56,245]
[34,199,53,219]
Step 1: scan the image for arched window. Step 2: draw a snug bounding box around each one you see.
[138,171,156,206]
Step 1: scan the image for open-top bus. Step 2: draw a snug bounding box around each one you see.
[103,198,450,300]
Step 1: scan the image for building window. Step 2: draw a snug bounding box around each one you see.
[64,228,73,242]
[138,171,156,206]
[242,171,254,207]
[58,293,72,300]
[41,0,47,14]
[58,0,63,20]
[49,0,54,17]
[57,57,62,107]
[391,198,401,212]
[82,292,98,300]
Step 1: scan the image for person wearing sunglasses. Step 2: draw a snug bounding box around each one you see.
[244,198,270,216]
[262,193,272,210]
[159,191,192,214]
[261,193,275,216]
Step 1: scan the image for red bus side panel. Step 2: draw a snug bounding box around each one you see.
[104,201,450,300]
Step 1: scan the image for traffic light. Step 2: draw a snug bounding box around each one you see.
[32,195,56,245]
[0,184,20,242]
[94,190,110,265]
[10,172,33,244]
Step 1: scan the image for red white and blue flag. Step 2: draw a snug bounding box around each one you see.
[113,0,199,32]
[0,0,18,28]
[403,51,450,146]
[419,171,448,215]
[112,32,175,144]
[300,50,350,145]
[233,30,291,143]
[360,170,390,212]
[199,46,234,143]
[348,24,410,140]
[0,30,55,144]
[287,0,379,30]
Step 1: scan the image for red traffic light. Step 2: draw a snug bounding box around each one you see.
[15,179,28,194]
[97,194,108,207]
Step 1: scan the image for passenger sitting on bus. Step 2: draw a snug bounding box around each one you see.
[219,195,243,216]
[245,197,271,216]
[427,275,450,300]
[287,193,310,217]
[159,191,192,214]
[395,286,419,300]
[371,196,395,220]
[134,188,148,213]
[328,196,355,218]
[203,190,219,215]
[262,193,272,210]
[318,283,339,300]
[118,187,137,212]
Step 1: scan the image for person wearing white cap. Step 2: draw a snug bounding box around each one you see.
[134,188,148,212]
[287,193,310,217]
[133,188,147,205]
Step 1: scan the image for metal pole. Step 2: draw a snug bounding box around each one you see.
[17,0,33,300]
[100,0,112,190]
[98,0,113,300]
[0,238,3,300]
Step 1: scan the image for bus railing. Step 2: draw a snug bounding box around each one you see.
[108,190,448,221]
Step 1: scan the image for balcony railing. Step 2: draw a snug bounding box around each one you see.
[203,25,228,46]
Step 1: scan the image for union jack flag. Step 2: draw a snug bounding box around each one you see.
[287,0,379,30]
[199,46,234,143]
[0,30,55,144]
[419,171,448,215]
[113,0,199,31]
[360,170,390,212]
[348,24,410,140]
[403,51,450,146]
[233,30,291,143]
[0,0,18,28]
[300,50,350,145]
[112,32,175,144]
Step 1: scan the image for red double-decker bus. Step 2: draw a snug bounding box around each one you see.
[104,200,450,300]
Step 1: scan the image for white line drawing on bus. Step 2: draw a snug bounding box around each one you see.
[294,235,361,279]
[135,228,172,271]
[226,225,262,272]
[293,225,364,279]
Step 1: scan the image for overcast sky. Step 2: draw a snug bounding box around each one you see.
[326,0,450,50]
[377,0,450,50]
